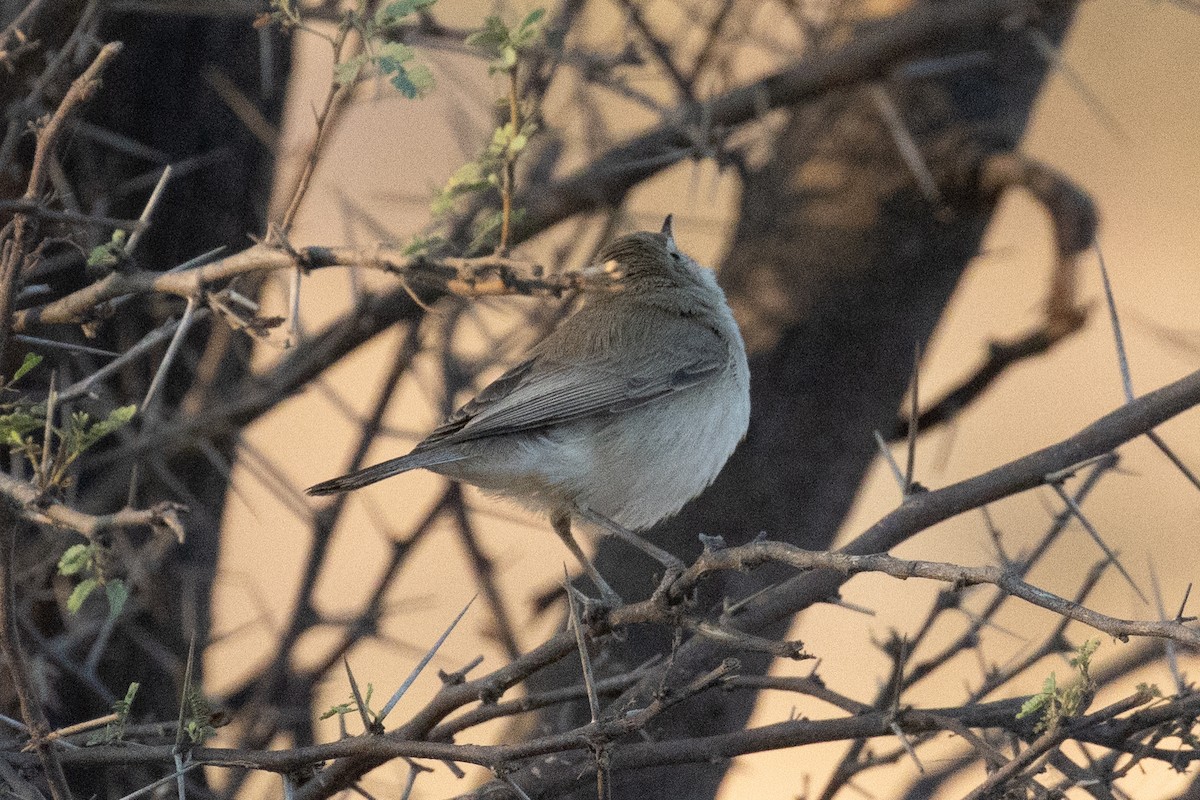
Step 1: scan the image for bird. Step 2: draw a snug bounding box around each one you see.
[307,216,750,602]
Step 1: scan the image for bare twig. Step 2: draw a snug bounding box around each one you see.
[124,164,173,254]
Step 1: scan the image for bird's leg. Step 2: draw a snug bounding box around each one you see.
[573,506,685,601]
[551,509,623,606]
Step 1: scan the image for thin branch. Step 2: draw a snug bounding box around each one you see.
[124,164,173,254]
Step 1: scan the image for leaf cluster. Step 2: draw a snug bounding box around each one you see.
[262,0,438,99]
[429,9,546,251]
[321,683,378,723]
[339,0,437,100]
[12,405,137,491]
[1,355,136,491]
[181,685,219,745]
[433,120,538,211]
[466,9,546,74]
[1017,639,1100,733]
[57,543,129,618]
[87,683,140,746]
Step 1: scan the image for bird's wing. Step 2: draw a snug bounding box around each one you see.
[415,307,728,450]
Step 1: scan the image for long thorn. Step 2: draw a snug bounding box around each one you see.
[1050,482,1147,603]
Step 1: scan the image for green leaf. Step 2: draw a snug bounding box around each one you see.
[86,682,139,745]
[376,0,436,27]
[58,544,92,576]
[11,353,42,384]
[106,579,130,620]
[490,122,515,150]
[68,578,99,613]
[391,62,434,98]
[1069,638,1099,672]
[518,8,546,30]
[117,682,139,715]
[1136,681,1162,699]
[499,45,518,70]
[468,210,505,253]
[87,230,128,270]
[445,161,487,191]
[375,43,433,99]
[377,41,416,64]
[401,234,445,256]
[320,702,356,720]
[465,16,509,54]
[0,407,44,444]
[334,54,369,86]
[67,405,136,457]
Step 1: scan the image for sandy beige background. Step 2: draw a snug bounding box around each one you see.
[208,1,1199,797]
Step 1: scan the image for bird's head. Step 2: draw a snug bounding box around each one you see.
[582,216,722,312]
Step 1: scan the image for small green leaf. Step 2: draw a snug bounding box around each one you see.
[465,16,509,53]
[58,544,92,576]
[376,0,436,27]
[87,682,139,745]
[377,41,416,64]
[402,234,445,256]
[106,579,130,620]
[1017,692,1047,720]
[518,8,546,30]
[11,353,42,384]
[70,405,136,456]
[391,62,434,98]
[118,682,139,714]
[320,702,356,720]
[87,230,128,270]
[1136,682,1162,699]
[68,577,99,613]
[445,161,486,190]
[334,54,369,86]
[468,210,506,252]
[0,407,44,444]
[490,122,514,149]
[364,44,435,99]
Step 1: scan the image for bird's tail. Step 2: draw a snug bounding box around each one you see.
[306,450,463,496]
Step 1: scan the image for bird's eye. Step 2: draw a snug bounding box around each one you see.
[670,251,682,262]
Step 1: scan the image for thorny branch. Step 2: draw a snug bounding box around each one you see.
[0,41,123,369]
[11,244,588,331]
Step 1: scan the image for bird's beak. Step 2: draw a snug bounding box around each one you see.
[661,214,676,248]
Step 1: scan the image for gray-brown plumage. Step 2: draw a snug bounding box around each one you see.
[307,217,750,599]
